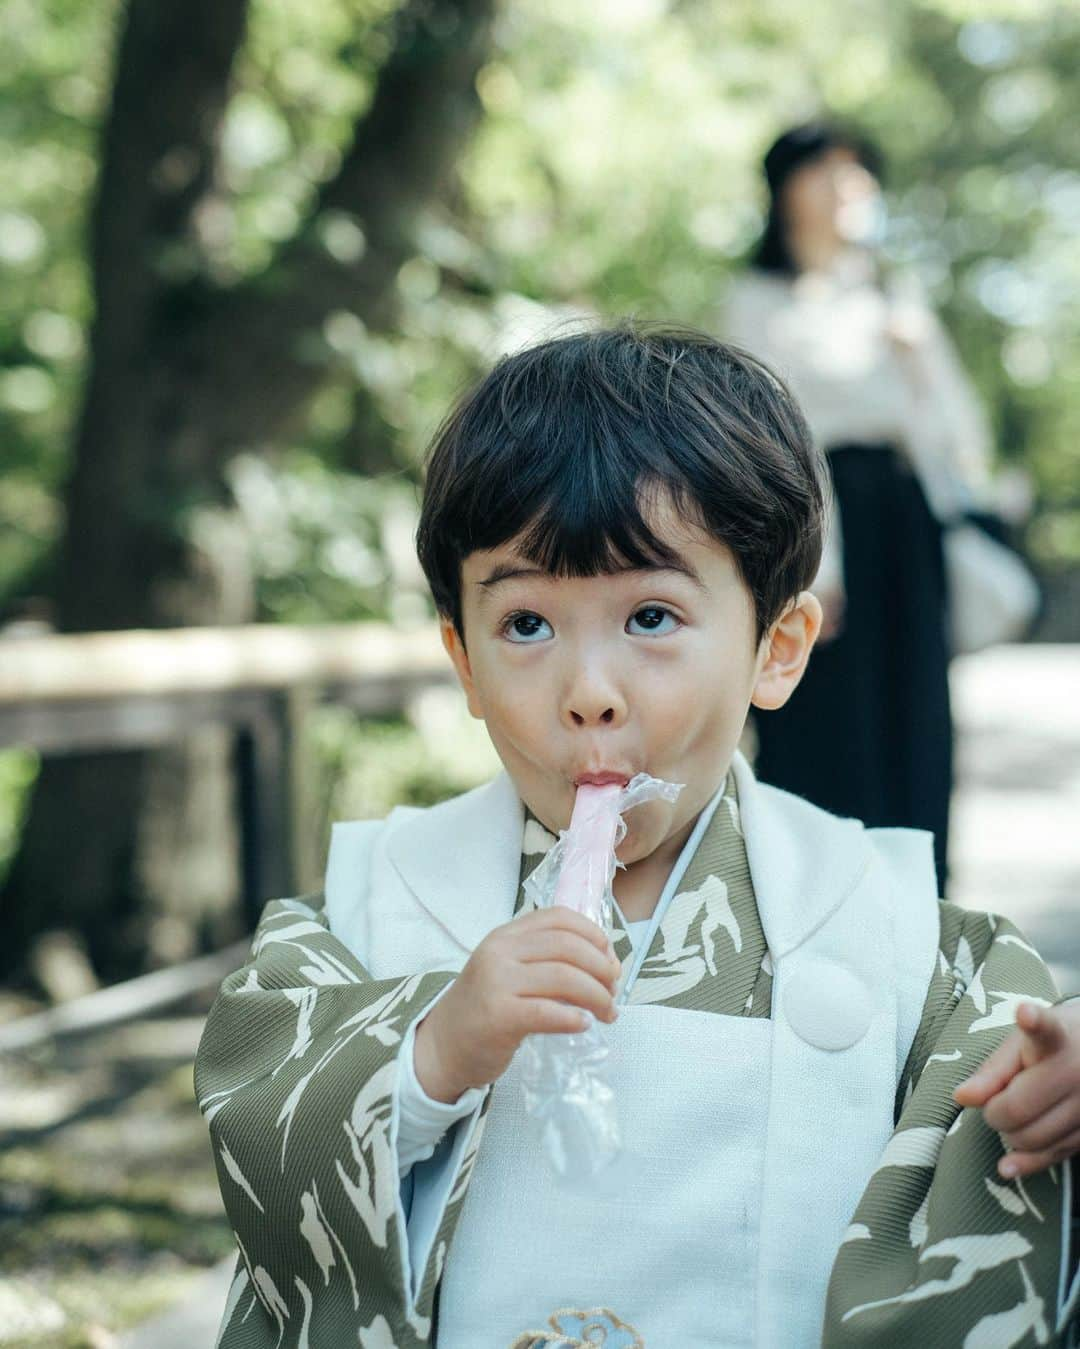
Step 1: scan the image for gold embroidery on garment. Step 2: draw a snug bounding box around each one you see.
[509,1305,645,1347]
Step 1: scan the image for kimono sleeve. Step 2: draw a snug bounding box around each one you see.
[822,905,1077,1348]
[193,895,489,1349]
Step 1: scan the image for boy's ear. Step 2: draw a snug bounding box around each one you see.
[439,616,485,720]
[750,591,823,712]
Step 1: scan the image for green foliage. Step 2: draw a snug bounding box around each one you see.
[0,0,107,610]
[225,452,430,624]
[0,749,37,884]
[2,0,1079,625]
[305,695,500,860]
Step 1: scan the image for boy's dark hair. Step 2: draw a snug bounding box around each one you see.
[417,323,827,642]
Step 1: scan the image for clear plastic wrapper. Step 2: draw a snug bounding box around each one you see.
[518,772,684,1178]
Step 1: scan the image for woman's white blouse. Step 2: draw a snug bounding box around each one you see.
[724,253,994,593]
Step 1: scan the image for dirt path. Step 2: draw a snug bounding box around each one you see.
[950,645,1080,994]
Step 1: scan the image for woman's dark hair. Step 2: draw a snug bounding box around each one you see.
[753,120,886,275]
[416,323,827,643]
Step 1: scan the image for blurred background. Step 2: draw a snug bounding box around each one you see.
[1,0,1078,1343]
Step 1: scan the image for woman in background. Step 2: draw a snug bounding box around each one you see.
[725,122,995,887]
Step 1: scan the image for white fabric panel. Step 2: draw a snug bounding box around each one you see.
[438,1004,773,1348]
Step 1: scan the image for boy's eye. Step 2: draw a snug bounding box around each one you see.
[626,606,679,636]
[503,612,553,643]
[501,607,679,642]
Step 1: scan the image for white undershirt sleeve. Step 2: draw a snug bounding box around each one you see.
[396,1002,486,1179]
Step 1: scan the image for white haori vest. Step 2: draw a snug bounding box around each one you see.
[325,753,940,1347]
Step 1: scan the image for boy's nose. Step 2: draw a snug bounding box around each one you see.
[562,664,628,729]
[569,705,617,727]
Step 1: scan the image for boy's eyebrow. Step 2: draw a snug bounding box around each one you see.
[475,560,707,596]
[476,565,548,592]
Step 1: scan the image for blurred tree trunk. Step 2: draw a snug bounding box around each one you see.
[1,0,495,983]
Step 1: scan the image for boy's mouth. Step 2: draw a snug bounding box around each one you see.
[572,770,632,788]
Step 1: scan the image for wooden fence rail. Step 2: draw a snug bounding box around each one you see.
[0,622,453,1044]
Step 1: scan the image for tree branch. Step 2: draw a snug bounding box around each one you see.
[54,0,251,630]
[91,0,249,346]
[176,0,496,459]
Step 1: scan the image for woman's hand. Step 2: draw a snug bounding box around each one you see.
[953,999,1080,1178]
[413,907,622,1104]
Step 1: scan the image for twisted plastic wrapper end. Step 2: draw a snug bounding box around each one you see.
[518,772,684,1179]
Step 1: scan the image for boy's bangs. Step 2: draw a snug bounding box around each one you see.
[470,445,693,581]
[418,324,827,637]
[517,476,692,580]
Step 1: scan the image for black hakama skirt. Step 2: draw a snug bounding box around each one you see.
[752,443,953,889]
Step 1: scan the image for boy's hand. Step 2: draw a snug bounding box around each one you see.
[953,1000,1080,1179]
[413,907,622,1104]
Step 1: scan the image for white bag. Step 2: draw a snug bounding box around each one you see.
[945,521,1040,655]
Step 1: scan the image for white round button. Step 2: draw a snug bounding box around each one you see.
[783,962,873,1051]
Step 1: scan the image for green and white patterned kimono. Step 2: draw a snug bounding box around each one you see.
[195,756,1078,1347]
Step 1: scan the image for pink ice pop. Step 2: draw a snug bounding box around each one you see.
[552,783,623,924]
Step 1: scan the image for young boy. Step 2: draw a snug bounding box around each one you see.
[195,326,1080,1348]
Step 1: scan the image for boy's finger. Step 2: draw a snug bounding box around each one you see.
[517,930,621,990]
[953,1034,1023,1106]
[996,1092,1080,1154]
[1015,1001,1067,1061]
[981,1056,1072,1135]
[531,906,614,954]
[998,1126,1080,1181]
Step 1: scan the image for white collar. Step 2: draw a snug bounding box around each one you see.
[383,772,524,953]
[730,753,869,959]
[375,753,925,961]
